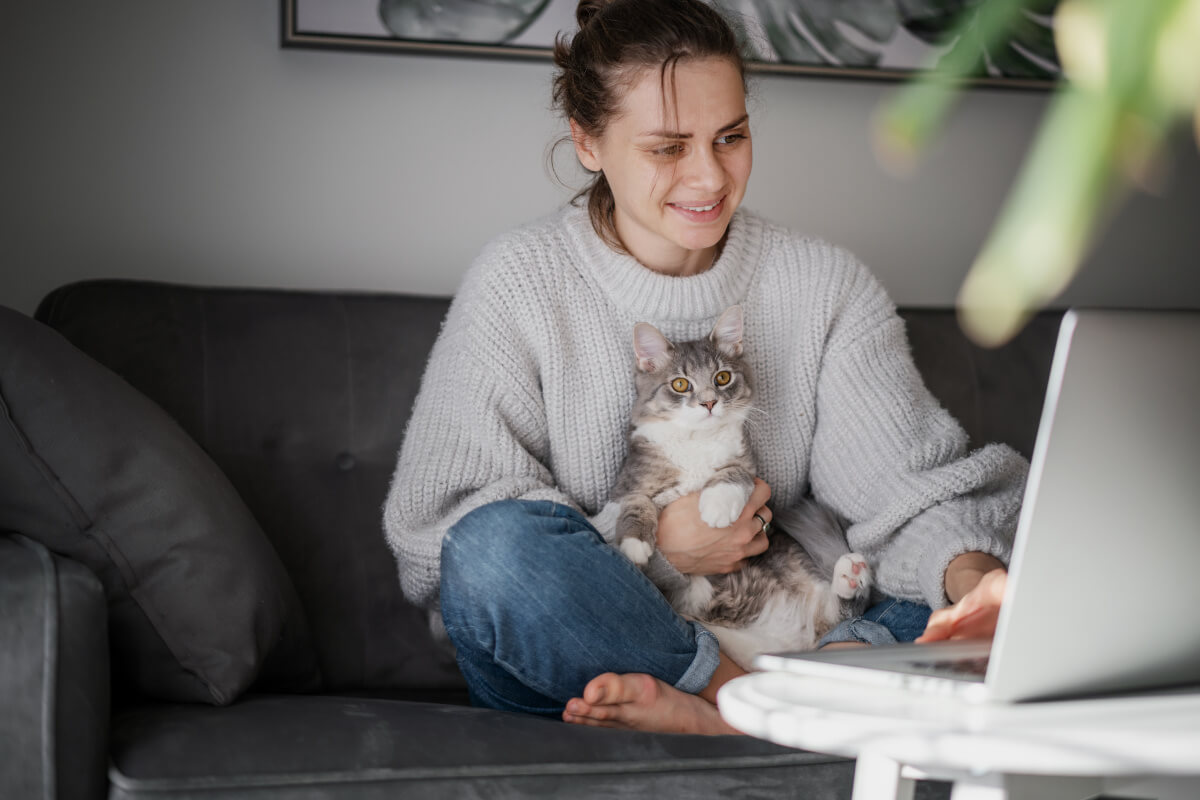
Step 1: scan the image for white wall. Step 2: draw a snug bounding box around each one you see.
[4,1,1198,316]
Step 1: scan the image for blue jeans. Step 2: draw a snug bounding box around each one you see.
[440,500,720,717]
[440,499,932,715]
[817,597,933,648]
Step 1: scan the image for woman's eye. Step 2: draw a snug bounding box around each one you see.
[716,133,746,146]
[671,378,691,393]
[654,144,684,157]
[714,371,732,387]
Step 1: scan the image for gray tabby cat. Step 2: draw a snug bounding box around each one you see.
[611,306,872,670]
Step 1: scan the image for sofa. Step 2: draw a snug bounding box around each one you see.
[0,279,1062,799]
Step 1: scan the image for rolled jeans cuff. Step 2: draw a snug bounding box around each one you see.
[673,623,720,695]
[817,618,898,649]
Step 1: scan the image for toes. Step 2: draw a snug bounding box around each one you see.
[584,672,654,706]
[582,673,620,705]
[564,697,624,726]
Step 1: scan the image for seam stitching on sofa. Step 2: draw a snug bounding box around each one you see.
[13,535,59,800]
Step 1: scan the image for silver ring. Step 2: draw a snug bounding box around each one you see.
[753,513,770,534]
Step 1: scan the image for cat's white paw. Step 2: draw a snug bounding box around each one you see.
[619,537,654,566]
[698,482,751,528]
[833,553,872,600]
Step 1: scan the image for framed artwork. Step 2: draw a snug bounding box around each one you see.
[282,0,1060,88]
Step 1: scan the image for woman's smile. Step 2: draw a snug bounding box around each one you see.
[667,196,726,223]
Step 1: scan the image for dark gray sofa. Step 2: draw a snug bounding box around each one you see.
[0,279,1061,799]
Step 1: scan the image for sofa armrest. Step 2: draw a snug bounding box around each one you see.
[0,533,109,800]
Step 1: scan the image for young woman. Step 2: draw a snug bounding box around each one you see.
[384,0,1027,735]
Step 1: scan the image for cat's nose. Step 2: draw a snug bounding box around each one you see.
[702,400,717,413]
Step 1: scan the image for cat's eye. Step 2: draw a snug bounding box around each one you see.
[671,377,691,393]
[714,371,732,387]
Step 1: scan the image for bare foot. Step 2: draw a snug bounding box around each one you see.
[563,672,741,735]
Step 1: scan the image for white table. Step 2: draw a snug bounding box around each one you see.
[718,670,1200,800]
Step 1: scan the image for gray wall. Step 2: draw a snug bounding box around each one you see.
[4,1,1198,316]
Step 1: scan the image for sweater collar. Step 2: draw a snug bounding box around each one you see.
[562,203,763,322]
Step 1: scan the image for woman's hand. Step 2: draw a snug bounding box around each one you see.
[656,478,772,575]
[917,566,1008,643]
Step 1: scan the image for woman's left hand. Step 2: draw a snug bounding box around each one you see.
[916,567,1008,643]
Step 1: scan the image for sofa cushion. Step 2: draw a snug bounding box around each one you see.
[105,695,948,800]
[0,306,320,705]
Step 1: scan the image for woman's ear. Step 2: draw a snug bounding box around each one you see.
[570,119,603,172]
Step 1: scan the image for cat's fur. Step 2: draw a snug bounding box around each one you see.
[611,306,872,670]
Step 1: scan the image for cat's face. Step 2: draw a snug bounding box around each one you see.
[631,306,753,430]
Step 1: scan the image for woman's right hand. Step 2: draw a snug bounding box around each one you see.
[656,478,772,575]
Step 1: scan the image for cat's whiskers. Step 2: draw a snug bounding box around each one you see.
[737,404,770,433]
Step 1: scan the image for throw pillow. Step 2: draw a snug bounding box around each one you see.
[0,305,320,705]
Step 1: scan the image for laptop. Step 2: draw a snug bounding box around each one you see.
[756,309,1200,703]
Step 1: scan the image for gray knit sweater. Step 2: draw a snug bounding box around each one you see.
[384,204,1028,613]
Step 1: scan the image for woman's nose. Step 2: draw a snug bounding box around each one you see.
[685,146,726,192]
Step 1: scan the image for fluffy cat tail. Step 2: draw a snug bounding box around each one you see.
[771,500,851,579]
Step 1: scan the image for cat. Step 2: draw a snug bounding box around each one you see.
[610,305,872,670]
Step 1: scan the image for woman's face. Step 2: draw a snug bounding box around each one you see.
[572,57,752,275]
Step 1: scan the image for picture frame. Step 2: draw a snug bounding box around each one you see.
[282,0,1060,89]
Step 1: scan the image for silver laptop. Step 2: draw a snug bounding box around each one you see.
[756,309,1200,703]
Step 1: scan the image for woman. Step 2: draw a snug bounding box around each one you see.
[384,0,1026,735]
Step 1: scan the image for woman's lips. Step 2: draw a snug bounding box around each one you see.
[668,196,725,223]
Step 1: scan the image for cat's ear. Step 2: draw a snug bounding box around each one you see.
[633,323,673,373]
[710,306,744,358]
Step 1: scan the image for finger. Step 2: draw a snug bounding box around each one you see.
[753,476,772,502]
[945,606,998,641]
[733,507,771,561]
[740,479,772,520]
[744,508,770,534]
[915,609,956,643]
[746,530,769,557]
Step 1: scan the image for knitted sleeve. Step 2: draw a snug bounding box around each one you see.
[381,248,578,610]
[807,254,1029,609]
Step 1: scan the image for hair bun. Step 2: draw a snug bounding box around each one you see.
[575,0,612,30]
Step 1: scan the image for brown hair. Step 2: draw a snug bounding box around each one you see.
[551,0,747,251]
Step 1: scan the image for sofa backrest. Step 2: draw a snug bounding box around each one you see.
[37,281,461,693]
[35,280,1062,693]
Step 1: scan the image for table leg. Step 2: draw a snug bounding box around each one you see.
[852,751,916,800]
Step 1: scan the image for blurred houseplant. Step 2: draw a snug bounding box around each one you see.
[877,0,1200,345]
